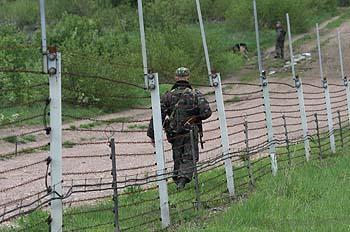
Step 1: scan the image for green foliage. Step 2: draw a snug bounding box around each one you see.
[0,24,44,106]
[0,0,343,120]
[326,9,350,29]
[0,0,38,27]
[225,0,337,33]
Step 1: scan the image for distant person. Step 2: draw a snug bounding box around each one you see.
[275,21,286,59]
[147,67,212,189]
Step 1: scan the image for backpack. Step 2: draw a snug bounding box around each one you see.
[167,87,197,134]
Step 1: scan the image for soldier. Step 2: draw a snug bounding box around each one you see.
[275,21,286,59]
[147,67,212,189]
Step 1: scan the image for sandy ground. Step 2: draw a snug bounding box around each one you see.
[1,18,350,223]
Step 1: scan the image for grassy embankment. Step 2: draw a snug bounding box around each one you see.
[1,124,349,231]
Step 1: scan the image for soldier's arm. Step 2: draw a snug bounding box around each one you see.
[146,92,170,140]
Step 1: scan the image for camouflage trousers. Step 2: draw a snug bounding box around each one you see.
[171,131,199,184]
[275,40,284,59]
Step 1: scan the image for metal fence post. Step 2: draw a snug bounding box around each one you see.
[195,0,235,197]
[190,129,201,210]
[243,118,254,189]
[282,114,292,168]
[260,73,278,176]
[286,13,310,161]
[316,23,336,154]
[137,1,170,226]
[314,113,323,160]
[253,0,277,175]
[137,0,149,89]
[337,110,344,148]
[39,0,48,74]
[253,0,263,73]
[47,46,62,232]
[211,74,235,198]
[337,31,350,124]
[110,138,120,232]
[147,73,170,228]
[195,0,212,86]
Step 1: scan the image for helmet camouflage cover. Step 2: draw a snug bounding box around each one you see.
[176,67,190,77]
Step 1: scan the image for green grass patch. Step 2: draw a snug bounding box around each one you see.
[127,124,148,130]
[326,9,350,29]
[224,96,241,104]
[179,153,350,232]
[2,134,36,144]
[79,122,104,129]
[63,140,75,148]
[239,72,258,83]
[0,104,105,127]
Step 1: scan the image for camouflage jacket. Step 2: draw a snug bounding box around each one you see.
[147,80,212,141]
[276,27,286,43]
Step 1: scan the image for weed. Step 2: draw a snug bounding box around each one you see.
[2,135,36,144]
[63,141,75,148]
[224,96,241,104]
[127,124,148,130]
[69,125,77,130]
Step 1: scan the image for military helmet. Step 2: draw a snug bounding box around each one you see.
[176,67,190,77]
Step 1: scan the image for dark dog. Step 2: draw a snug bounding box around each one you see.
[232,43,249,59]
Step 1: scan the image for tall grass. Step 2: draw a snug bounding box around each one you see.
[180,153,350,231]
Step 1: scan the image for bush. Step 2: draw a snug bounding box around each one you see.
[224,0,337,33]
[0,0,341,113]
[0,0,38,27]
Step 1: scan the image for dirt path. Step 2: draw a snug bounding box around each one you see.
[1,17,350,220]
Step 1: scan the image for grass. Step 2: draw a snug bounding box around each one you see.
[2,125,349,231]
[0,104,104,127]
[224,96,241,104]
[326,8,350,29]
[62,140,75,148]
[179,153,350,232]
[127,124,148,130]
[2,134,37,144]
[79,122,104,129]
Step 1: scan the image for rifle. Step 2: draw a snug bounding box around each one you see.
[184,116,205,149]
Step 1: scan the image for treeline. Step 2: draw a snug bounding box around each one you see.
[0,0,344,114]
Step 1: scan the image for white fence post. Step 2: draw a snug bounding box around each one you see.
[196,0,235,197]
[147,73,170,227]
[286,13,310,161]
[47,47,63,232]
[137,0,170,227]
[211,73,235,197]
[316,23,336,153]
[39,0,48,74]
[137,0,149,89]
[253,0,277,175]
[337,31,350,124]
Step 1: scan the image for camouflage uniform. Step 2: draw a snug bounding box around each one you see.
[275,24,286,59]
[147,79,212,186]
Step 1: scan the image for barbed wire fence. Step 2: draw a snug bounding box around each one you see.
[1,0,350,231]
